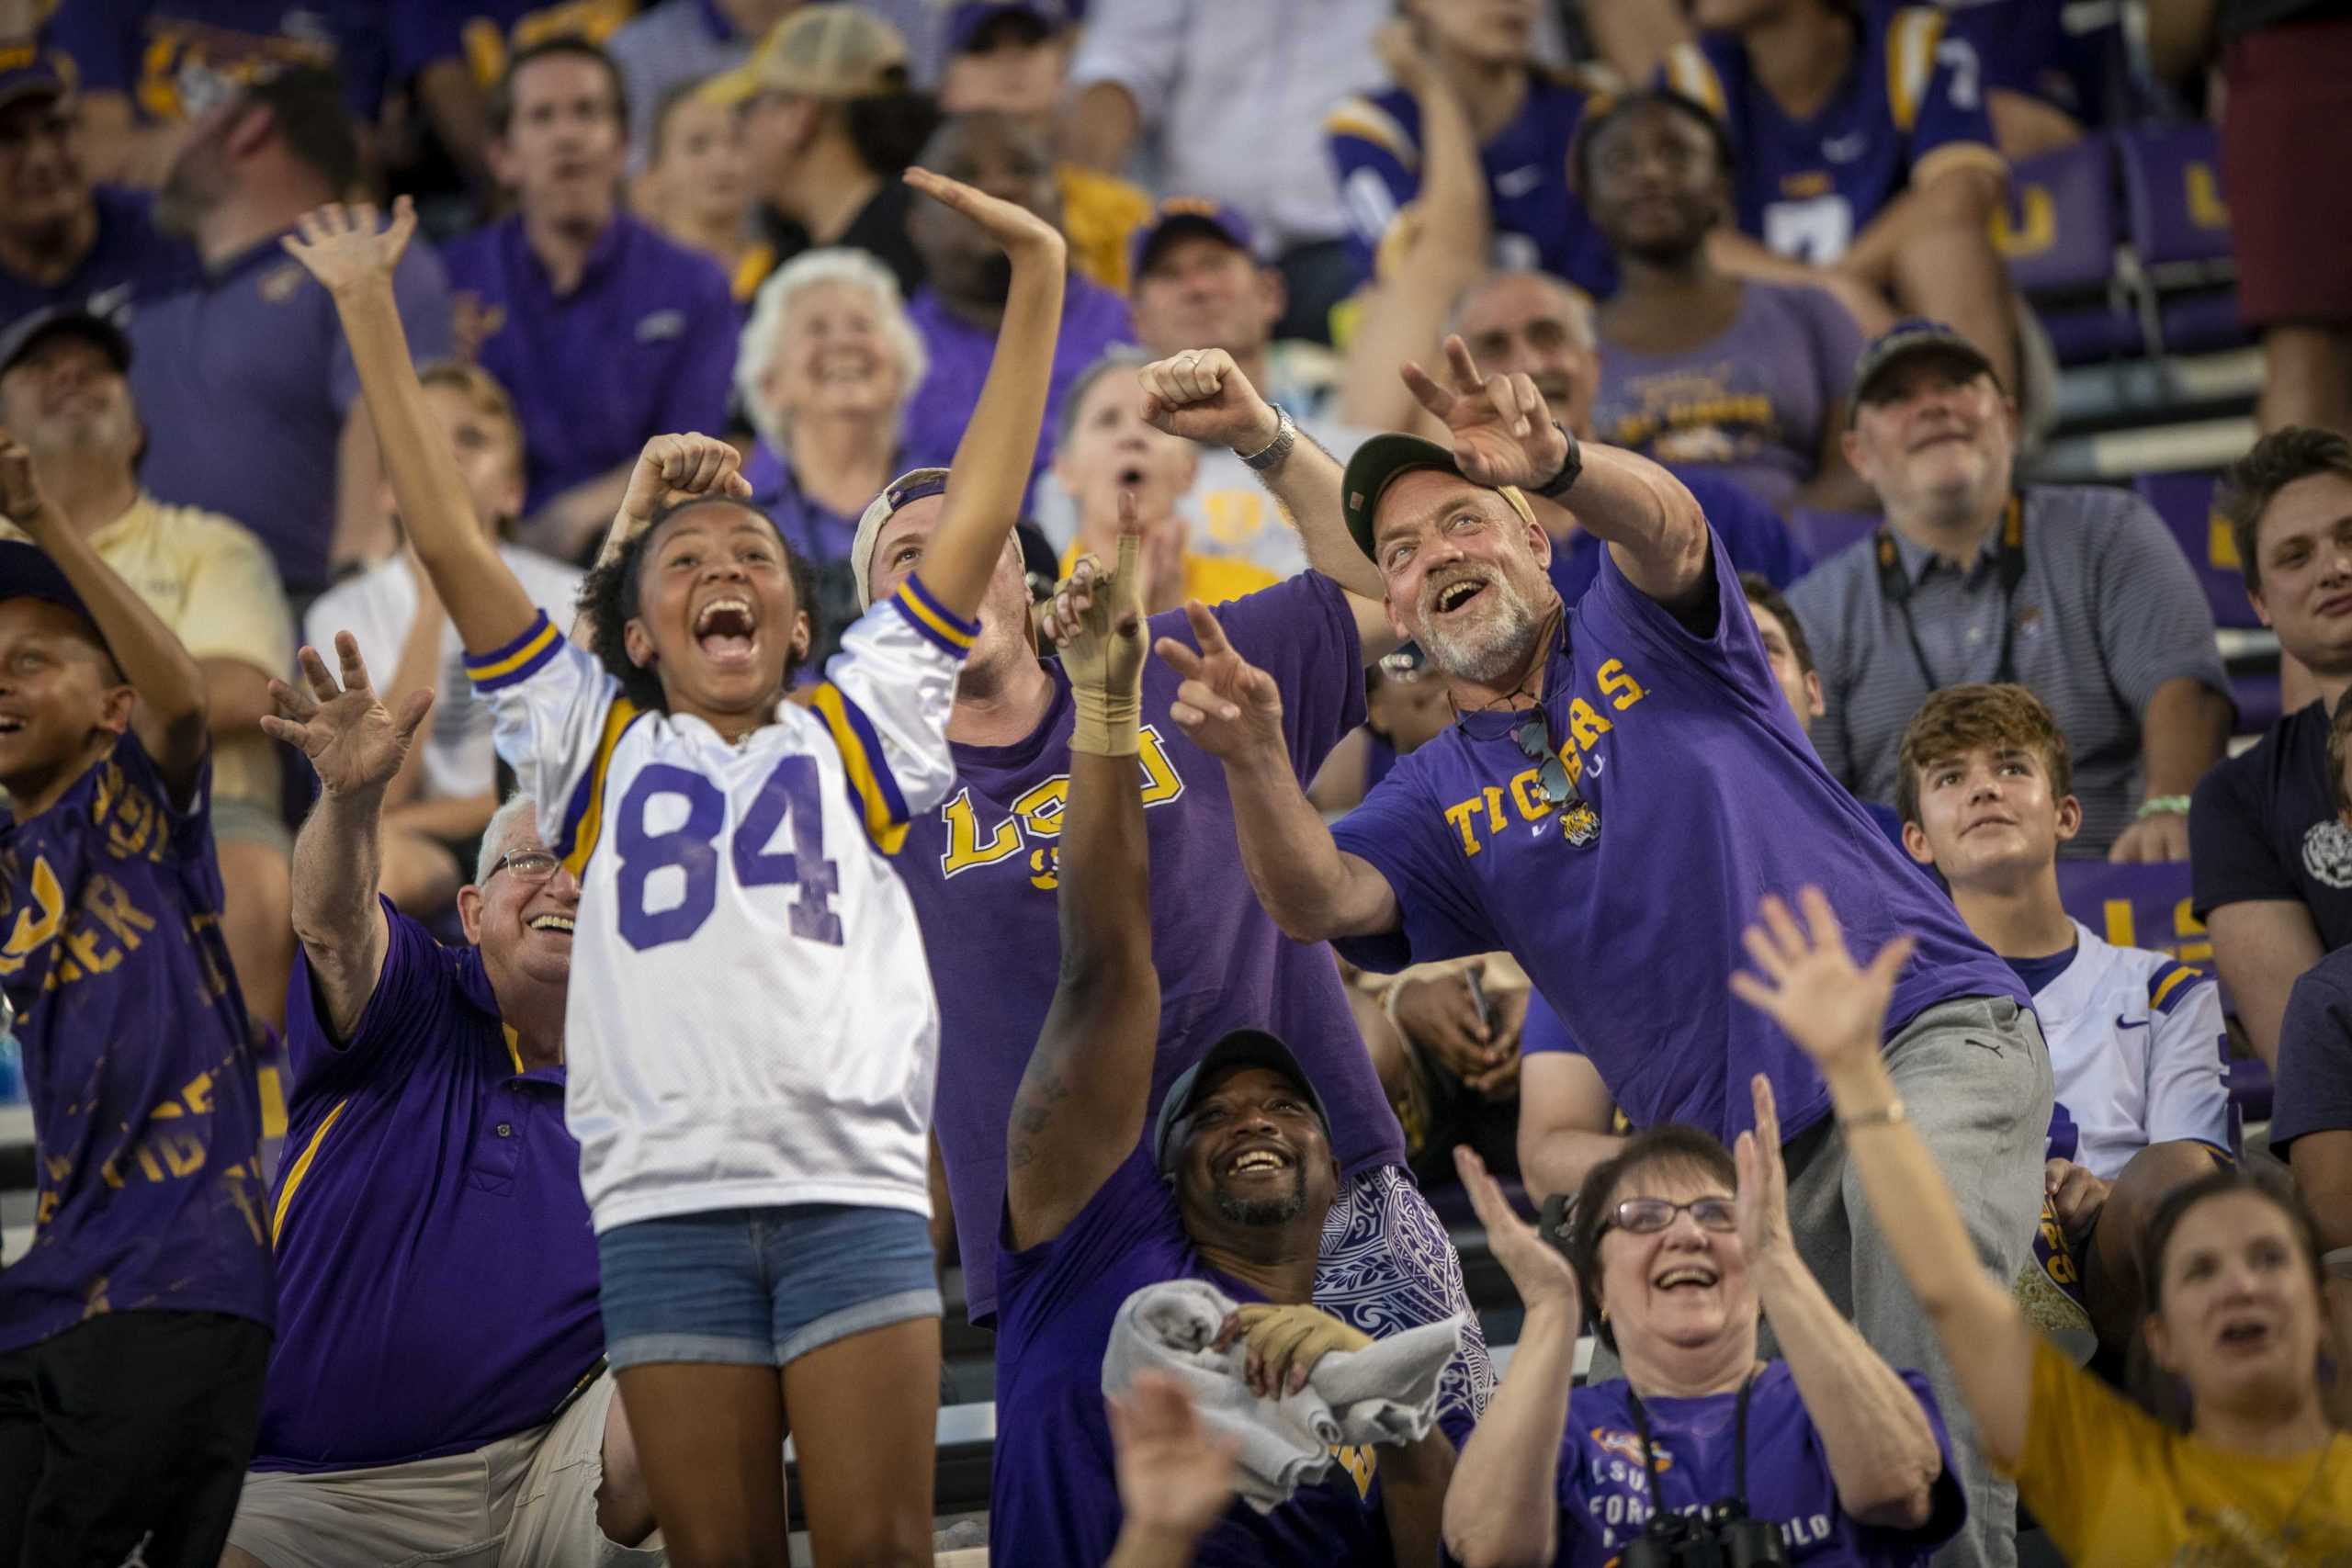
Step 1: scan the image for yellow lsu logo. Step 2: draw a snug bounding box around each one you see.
[937,725,1187,889]
[1442,659,1645,857]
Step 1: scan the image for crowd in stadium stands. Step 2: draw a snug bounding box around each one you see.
[0,2,2350,1566]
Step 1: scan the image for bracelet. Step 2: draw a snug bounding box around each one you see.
[1532,423,1584,502]
[2136,795,2191,820]
[1838,1099,1906,1131]
[1240,405,1296,472]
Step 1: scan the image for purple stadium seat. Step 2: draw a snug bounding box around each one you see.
[2158,289,2247,355]
[2038,304,2140,365]
[2118,122,2233,271]
[2132,470,2261,629]
[1999,135,2117,297]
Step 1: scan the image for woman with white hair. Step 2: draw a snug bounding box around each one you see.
[735,246,929,659]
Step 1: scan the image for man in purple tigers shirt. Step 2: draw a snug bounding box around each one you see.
[1170,344,2052,1568]
[221,644,660,1568]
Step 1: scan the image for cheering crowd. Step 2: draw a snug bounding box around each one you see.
[1,1,2350,1565]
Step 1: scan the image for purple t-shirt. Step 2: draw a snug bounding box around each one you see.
[442,214,736,516]
[0,738,272,1354]
[899,274,1135,502]
[0,187,199,332]
[992,1151,1408,1565]
[1592,282,1863,514]
[1331,530,2027,1148]
[900,572,1401,1324]
[1557,1365,1963,1563]
[130,230,455,595]
[254,903,603,1472]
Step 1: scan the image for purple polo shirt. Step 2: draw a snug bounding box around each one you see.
[1330,529,2027,1149]
[741,440,879,565]
[899,273,1134,501]
[255,902,602,1472]
[0,187,198,331]
[130,231,454,595]
[0,738,272,1355]
[46,0,389,123]
[442,214,736,517]
[899,572,1402,1324]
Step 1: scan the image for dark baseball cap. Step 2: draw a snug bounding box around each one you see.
[1849,319,1998,422]
[0,308,132,379]
[945,0,1064,56]
[1341,433,1487,564]
[0,541,113,662]
[0,44,70,114]
[1129,197,1261,284]
[1152,1029,1332,1178]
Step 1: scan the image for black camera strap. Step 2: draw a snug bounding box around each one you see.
[1625,1367,1759,1520]
[1872,493,2028,691]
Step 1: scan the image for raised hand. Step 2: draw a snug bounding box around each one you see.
[1456,1145,1581,1316]
[905,165,1067,265]
[1733,1075,1796,1268]
[1108,1371,1238,1543]
[261,633,434,799]
[1154,603,1286,762]
[0,427,54,530]
[600,433,753,560]
[1136,348,1280,454]
[1060,500,1148,756]
[1401,335,1572,491]
[1728,887,1915,1077]
[281,197,419,298]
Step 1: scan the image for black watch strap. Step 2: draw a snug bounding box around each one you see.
[1532,423,1583,502]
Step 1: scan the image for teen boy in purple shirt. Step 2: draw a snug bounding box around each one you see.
[1170,340,2050,1568]
[991,531,1455,1565]
[222,647,658,1568]
[0,442,272,1568]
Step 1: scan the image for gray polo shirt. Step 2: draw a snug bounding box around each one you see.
[1786,484,2227,854]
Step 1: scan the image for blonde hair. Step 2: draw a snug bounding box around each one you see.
[735,247,927,454]
[418,360,526,468]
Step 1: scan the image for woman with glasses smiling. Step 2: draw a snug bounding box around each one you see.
[1442,1077,1964,1568]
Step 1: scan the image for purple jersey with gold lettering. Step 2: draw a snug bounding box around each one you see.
[0,736,271,1354]
[1663,2,2005,265]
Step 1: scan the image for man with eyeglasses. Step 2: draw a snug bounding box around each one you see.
[1162,336,2050,1568]
[221,639,663,1568]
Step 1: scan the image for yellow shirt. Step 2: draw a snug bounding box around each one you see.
[1057,543,1279,610]
[1057,164,1154,295]
[2,495,293,810]
[2004,1337,2352,1564]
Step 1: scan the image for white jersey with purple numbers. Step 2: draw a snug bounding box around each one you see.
[467,576,977,1233]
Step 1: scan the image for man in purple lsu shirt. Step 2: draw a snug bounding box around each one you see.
[991,529,1455,1565]
[0,447,271,1568]
[222,639,660,1568]
[1164,338,2052,1568]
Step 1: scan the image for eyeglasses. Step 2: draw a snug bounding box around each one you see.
[1599,1196,1738,1236]
[486,850,560,885]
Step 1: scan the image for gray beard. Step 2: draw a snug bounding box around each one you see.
[1418,576,1541,686]
[1215,1167,1307,1227]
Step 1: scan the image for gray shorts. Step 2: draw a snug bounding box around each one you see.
[227,1371,664,1568]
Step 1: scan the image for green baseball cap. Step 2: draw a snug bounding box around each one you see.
[1341,433,1476,564]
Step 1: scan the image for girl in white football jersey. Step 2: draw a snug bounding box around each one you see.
[287,175,1066,1567]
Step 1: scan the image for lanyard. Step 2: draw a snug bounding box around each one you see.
[1624,1368,1758,1517]
[1872,494,2027,691]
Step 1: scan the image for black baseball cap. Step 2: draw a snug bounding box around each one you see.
[1152,1029,1332,1178]
[0,542,114,662]
[0,308,131,380]
[1848,319,1998,423]
[1342,433,1493,564]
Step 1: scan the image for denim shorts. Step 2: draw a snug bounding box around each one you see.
[595,1204,941,1371]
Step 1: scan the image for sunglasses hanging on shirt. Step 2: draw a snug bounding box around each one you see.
[1872,493,2027,693]
[1511,709,1600,848]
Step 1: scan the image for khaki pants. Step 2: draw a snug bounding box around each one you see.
[227,1372,664,1568]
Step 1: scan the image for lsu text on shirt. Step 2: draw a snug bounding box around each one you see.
[1329,527,2026,1150]
[1665,2,2006,265]
[468,575,973,1232]
[1558,1365,1964,1564]
[0,737,271,1353]
[2003,1337,2352,1564]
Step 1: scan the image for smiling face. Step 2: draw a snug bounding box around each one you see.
[1452,273,1600,439]
[0,596,129,811]
[863,493,1035,691]
[457,807,579,1000]
[1373,468,1555,689]
[1844,357,2018,521]
[763,277,909,433]
[2246,470,2352,677]
[492,51,626,228]
[0,91,86,239]
[1591,1159,1758,1369]
[621,502,810,726]
[2143,1190,2327,1427]
[0,333,140,468]
[1582,98,1725,266]
[1131,230,1283,364]
[1173,1066,1340,1238]
[1904,739,2079,888]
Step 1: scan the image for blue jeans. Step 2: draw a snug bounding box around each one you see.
[596,1204,940,1371]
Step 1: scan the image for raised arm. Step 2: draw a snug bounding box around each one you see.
[283,200,537,656]
[1153,603,1401,942]
[1730,888,2037,1471]
[900,167,1067,620]
[264,634,435,1040]
[1005,530,1159,1251]
[1734,1073,1945,1527]
[0,433,208,800]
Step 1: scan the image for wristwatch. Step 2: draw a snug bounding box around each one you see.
[1241,405,1297,472]
[1532,423,1583,502]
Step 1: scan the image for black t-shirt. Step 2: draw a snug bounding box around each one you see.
[753,185,926,303]
[2222,0,2352,43]
[2190,697,2352,947]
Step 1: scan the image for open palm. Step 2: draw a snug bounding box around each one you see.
[1729,888,1915,1076]
[1456,1146,1581,1315]
[281,198,417,296]
[1110,1372,1238,1540]
[262,634,432,798]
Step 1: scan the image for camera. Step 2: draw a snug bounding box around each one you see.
[1619,1502,1789,1568]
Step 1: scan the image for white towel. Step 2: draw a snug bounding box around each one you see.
[1100,1279,1464,1512]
